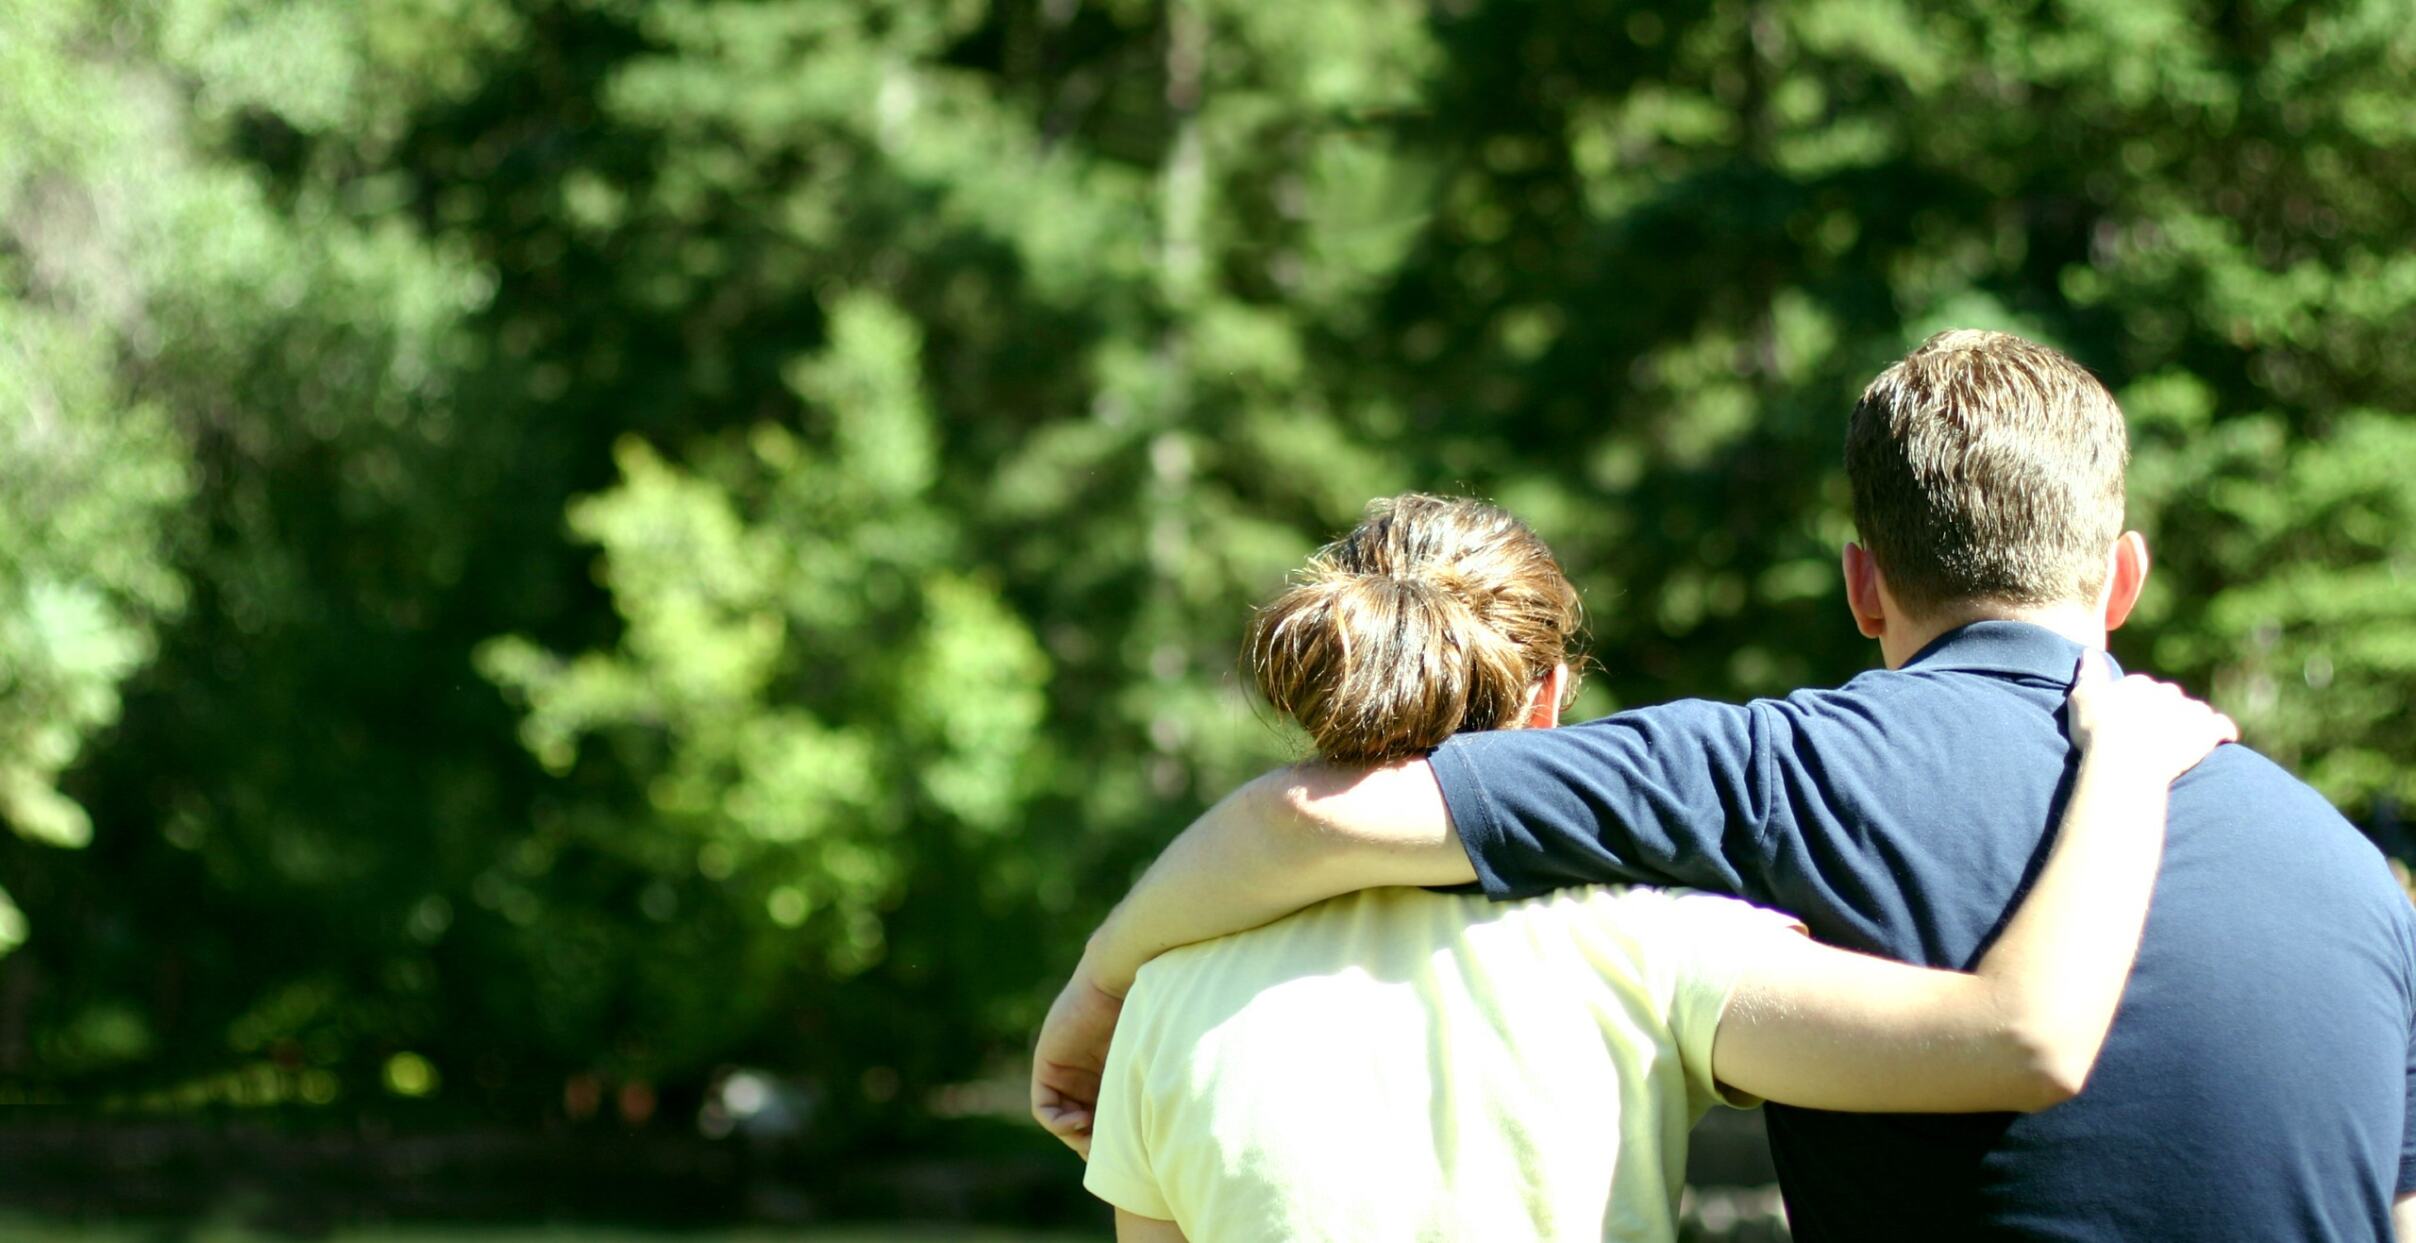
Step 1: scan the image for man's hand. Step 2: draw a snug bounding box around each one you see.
[1025,759,1465,1156]
[1032,969,1125,1158]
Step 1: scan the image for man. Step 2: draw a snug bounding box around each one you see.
[1034,330,2416,1240]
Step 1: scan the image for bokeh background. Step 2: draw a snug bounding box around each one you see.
[5,0,2415,1238]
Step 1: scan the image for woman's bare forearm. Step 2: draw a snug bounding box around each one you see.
[1966,756,2171,1094]
[1961,665,2234,1098]
[1711,665,2229,1113]
[1714,761,2172,1114]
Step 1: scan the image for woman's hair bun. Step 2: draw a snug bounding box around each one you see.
[1246,494,1582,764]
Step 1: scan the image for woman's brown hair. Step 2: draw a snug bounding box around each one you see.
[1246,494,1584,765]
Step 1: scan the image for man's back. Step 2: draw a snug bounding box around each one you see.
[1433,622,2416,1240]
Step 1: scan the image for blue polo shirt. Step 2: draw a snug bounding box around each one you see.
[1431,621,2416,1241]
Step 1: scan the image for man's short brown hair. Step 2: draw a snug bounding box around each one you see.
[1844,329,2129,617]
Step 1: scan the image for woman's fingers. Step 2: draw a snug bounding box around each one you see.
[2067,660,2234,781]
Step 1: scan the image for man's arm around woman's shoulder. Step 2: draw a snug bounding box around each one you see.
[1030,757,1469,1154]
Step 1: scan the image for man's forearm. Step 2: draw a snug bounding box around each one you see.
[1079,758,1472,994]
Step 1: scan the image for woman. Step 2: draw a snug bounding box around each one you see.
[1082,494,2233,1242]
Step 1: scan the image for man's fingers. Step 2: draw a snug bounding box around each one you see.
[1032,1083,1096,1124]
[1036,1063,1102,1102]
[1036,1104,1094,1158]
[1030,967,1124,1159]
[1035,1096,1094,1133]
[1032,1076,1100,1157]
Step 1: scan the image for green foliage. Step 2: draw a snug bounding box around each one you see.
[0,0,483,1062]
[2,0,2414,1144]
[0,316,185,857]
[2137,411,2416,808]
[477,294,1051,1065]
[0,0,194,943]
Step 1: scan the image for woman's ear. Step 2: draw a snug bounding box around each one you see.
[1522,663,1569,730]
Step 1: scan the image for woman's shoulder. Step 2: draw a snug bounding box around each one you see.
[1508,886,1804,983]
[1515,882,1790,928]
[1127,885,1603,1000]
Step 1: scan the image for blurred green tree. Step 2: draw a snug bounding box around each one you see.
[476,293,1052,1082]
[0,0,492,1088]
[0,0,201,949]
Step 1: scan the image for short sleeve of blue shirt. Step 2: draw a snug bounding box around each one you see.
[2401,1007,2416,1195]
[1431,698,1780,905]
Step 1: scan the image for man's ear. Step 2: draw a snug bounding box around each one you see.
[2100,531,2151,632]
[1842,542,1888,640]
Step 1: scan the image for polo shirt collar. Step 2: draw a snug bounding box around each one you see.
[1901,619,2108,682]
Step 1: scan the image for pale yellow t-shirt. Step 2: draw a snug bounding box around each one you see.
[1083,885,1801,1243]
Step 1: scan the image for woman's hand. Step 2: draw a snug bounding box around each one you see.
[2064,653,2240,783]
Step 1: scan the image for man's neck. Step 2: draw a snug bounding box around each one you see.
[1880,601,2107,669]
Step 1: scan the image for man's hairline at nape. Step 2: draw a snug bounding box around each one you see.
[1843,530,2152,671]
